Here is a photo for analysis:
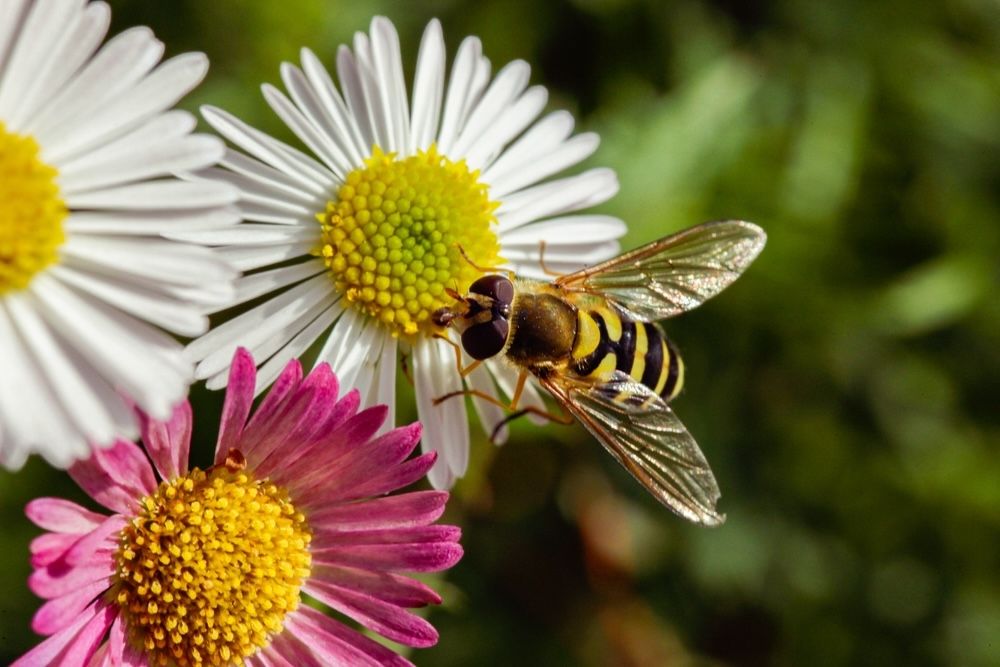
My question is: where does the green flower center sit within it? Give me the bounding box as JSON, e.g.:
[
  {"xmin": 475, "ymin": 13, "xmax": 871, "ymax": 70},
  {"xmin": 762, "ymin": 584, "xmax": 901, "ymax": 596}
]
[
  {"xmin": 317, "ymin": 145, "xmax": 502, "ymax": 336},
  {"xmin": 0, "ymin": 121, "xmax": 66, "ymax": 295}
]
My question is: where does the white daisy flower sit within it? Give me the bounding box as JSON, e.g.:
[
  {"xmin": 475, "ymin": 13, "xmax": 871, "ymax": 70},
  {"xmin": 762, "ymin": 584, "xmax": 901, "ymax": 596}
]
[
  {"xmin": 0, "ymin": 0, "xmax": 237, "ymax": 470},
  {"xmin": 185, "ymin": 16, "xmax": 625, "ymax": 488}
]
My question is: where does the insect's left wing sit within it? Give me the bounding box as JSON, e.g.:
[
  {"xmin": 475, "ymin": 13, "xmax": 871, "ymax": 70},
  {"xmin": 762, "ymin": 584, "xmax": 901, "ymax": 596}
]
[
  {"xmin": 541, "ymin": 372, "xmax": 725, "ymax": 525},
  {"xmin": 555, "ymin": 220, "xmax": 766, "ymax": 321}
]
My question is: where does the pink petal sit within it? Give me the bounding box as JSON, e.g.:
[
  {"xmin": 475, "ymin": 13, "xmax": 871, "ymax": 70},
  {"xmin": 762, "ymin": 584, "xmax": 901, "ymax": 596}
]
[
  {"xmin": 283, "ymin": 606, "xmax": 413, "ymax": 666},
  {"xmin": 89, "ymin": 641, "xmax": 113, "ymax": 667},
  {"xmin": 241, "ymin": 365, "xmax": 335, "ymax": 468},
  {"xmin": 276, "ymin": 406, "xmax": 392, "ymax": 496},
  {"xmin": 307, "ymin": 490, "xmax": 449, "ymax": 532},
  {"xmin": 215, "ymin": 348, "xmax": 258, "ymax": 464},
  {"xmin": 109, "ymin": 615, "xmax": 144, "ymax": 667},
  {"xmin": 287, "ymin": 422, "xmax": 420, "ymax": 506},
  {"xmin": 138, "ymin": 400, "xmax": 192, "ymax": 480},
  {"xmin": 312, "ymin": 525, "xmax": 461, "ymax": 549},
  {"xmin": 64, "ymin": 515, "xmax": 125, "ymax": 566},
  {"xmin": 322, "ymin": 452, "xmax": 438, "ymax": 504},
  {"xmin": 69, "ymin": 439, "xmax": 154, "ymax": 514},
  {"xmin": 25, "ymin": 498, "xmax": 107, "ymax": 534},
  {"xmin": 305, "ymin": 580, "xmax": 439, "ymax": 647},
  {"xmin": 311, "ymin": 564, "xmax": 442, "ymax": 606},
  {"xmin": 312, "ymin": 541, "xmax": 464, "ymax": 573},
  {"xmin": 30, "ymin": 533, "xmax": 81, "ymax": 568},
  {"xmin": 12, "ymin": 600, "xmax": 115, "ymax": 667},
  {"xmin": 251, "ymin": 367, "xmax": 341, "ymax": 476},
  {"xmin": 32, "ymin": 577, "xmax": 109, "ymax": 635},
  {"xmin": 242, "ymin": 358, "xmax": 302, "ymax": 445},
  {"xmin": 29, "ymin": 557, "xmax": 113, "ymax": 599}
]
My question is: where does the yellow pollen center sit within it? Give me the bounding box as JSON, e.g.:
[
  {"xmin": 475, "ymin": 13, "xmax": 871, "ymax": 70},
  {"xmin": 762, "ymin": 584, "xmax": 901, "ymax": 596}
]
[
  {"xmin": 113, "ymin": 463, "xmax": 312, "ymax": 666},
  {"xmin": 0, "ymin": 121, "xmax": 66, "ymax": 295},
  {"xmin": 317, "ymin": 145, "xmax": 502, "ymax": 336}
]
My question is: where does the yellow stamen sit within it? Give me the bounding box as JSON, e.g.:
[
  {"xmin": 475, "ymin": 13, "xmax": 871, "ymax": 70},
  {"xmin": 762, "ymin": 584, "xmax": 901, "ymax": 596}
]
[
  {"xmin": 0, "ymin": 121, "xmax": 66, "ymax": 294},
  {"xmin": 316, "ymin": 145, "xmax": 502, "ymax": 337},
  {"xmin": 113, "ymin": 461, "xmax": 312, "ymax": 666}
]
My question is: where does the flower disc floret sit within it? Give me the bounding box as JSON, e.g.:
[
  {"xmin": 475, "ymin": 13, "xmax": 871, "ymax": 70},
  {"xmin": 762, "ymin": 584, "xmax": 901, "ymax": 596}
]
[
  {"xmin": 114, "ymin": 461, "xmax": 312, "ymax": 666},
  {"xmin": 318, "ymin": 145, "xmax": 501, "ymax": 336},
  {"xmin": 0, "ymin": 121, "xmax": 66, "ymax": 295}
]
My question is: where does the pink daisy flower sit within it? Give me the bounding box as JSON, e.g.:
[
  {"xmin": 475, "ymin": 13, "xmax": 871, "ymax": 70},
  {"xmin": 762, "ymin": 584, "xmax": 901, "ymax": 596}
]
[{"xmin": 15, "ymin": 348, "xmax": 462, "ymax": 667}]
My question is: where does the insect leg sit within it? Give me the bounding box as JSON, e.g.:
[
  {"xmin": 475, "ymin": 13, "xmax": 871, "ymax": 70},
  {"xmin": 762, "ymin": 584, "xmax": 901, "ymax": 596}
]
[
  {"xmin": 454, "ymin": 243, "xmax": 515, "ymax": 279},
  {"xmin": 399, "ymin": 352, "xmax": 414, "ymax": 386},
  {"xmin": 432, "ymin": 387, "xmax": 572, "ymax": 443},
  {"xmin": 432, "ymin": 333, "xmax": 481, "ymax": 377},
  {"xmin": 536, "ymin": 240, "xmax": 564, "ymax": 277}
]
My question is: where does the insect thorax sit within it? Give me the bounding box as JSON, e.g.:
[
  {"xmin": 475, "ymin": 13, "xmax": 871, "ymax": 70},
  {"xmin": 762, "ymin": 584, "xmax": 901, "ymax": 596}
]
[{"xmin": 505, "ymin": 291, "xmax": 577, "ymax": 366}]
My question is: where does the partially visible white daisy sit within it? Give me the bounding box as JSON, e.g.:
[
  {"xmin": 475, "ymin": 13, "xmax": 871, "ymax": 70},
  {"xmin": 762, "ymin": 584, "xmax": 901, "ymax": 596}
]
[
  {"xmin": 0, "ymin": 0, "xmax": 237, "ymax": 469},
  {"xmin": 184, "ymin": 16, "xmax": 625, "ymax": 487}
]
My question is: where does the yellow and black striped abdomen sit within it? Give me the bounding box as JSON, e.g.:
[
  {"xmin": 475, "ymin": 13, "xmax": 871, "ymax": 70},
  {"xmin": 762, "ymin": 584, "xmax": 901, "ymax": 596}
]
[{"xmin": 569, "ymin": 304, "xmax": 685, "ymax": 401}]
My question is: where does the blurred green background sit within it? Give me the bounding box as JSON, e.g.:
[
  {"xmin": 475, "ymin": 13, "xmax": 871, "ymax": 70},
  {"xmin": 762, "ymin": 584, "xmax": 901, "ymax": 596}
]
[{"xmin": 2, "ymin": 0, "xmax": 999, "ymax": 664}]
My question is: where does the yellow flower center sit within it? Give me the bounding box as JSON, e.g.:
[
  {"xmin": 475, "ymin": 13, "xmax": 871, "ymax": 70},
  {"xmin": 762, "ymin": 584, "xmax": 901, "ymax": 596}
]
[
  {"xmin": 0, "ymin": 121, "xmax": 66, "ymax": 295},
  {"xmin": 317, "ymin": 145, "xmax": 502, "ymax": 336},
  {"xmin": 113, "ymin": 458, "xmax": 312, "ymax": 666}
]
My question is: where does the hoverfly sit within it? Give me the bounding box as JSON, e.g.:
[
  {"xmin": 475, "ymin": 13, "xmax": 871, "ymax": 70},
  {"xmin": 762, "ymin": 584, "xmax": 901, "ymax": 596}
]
[{"xmin": 432, "ymin": 220, "xmax": 766, "ymax": 525}]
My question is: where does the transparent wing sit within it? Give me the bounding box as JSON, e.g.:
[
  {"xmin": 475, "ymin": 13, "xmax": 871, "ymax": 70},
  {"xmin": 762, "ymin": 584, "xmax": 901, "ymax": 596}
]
[
  {"xmin": 555, "ymin": 220, "xmax": 766, "ymax": 320},
  {"xmin": 541, "ymin": 371, "xmax": 724, "ymax": 525}
]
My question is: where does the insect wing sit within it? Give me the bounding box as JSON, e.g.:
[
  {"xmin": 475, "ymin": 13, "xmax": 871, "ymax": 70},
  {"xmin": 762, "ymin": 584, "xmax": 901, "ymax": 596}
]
[
  {"xmin": 555, "ymin": 220, "xmax": 766, "ymax": 320},
  {"xmin": 541, "ymin": 371, "xmax": 725, "ymax": 525}
]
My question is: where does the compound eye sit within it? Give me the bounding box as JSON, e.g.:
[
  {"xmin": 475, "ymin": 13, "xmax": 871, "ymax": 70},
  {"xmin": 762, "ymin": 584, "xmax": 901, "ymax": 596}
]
[
  {"xmin": 468, "ymin": 274, "xmax": 514, "ymax": 307},
  {"xmin": 461, "ymin": 318, "xmax": 510, "ymax": 360}
]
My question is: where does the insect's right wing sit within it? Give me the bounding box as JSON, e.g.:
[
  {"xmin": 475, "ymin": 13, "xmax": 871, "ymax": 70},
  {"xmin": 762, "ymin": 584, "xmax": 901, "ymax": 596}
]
[
  {"xmin": 540, "ymin": 371, "xmax": 725, "ymax": 525},
  {"xmin": 554, "ymin": 220, "xmax": 766, "ymax": 321}
]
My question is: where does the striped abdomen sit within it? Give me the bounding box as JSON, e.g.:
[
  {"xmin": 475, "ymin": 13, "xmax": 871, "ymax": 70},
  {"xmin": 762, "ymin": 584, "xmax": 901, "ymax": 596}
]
[{"xmin": 569, "ymin": 303, "xmax": 685, "ymax": 401}]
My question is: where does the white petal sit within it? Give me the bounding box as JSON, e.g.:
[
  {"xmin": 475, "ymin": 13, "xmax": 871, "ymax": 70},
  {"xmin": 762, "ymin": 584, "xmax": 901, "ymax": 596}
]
[
  {"xmin": 201, "ymin": 105, "xmax": 334, "ymax": 194},
  {"xmin": 451, "ymin": 59, "xmax": 531, "ymax": 158},
  {"xmin": 263, "ymin": 80, "xmax": 349, "ymax": 179},
  {"xmin": 488, "ymin": 132, "xmax": 600, "ymax": 199},
  {"xmin": 187, "ymin": 274, "xmax": 332, "ymax": 364},
  {"xmin": 62, "ymin": 234, "xmax": 237, "ymax": 287},
  {"xmin": 250, "ymin": 300, "xmax": 343, "ymax": 393},
  {"xmin": 0, "ymin": 0, "xmax": 31, "ymax": 86},
  {"xmin": 369, "ymin": 16, "xmax": 410, "ymax": 153},
  {"xmin": 337, "ymin": 43, "xmax": 376, "ymax": 151},
  {"xmin": 202, "ymin": 290, "xmax": 341, "ymax": 389},
  {"xmin": 44, "ymin": 52, "xmax": 210, "ymax": 165},
  {"xmin": 465, "ymin": 85, "xmax": 547, "ymax": 171},
  {"xmin": 4, "ymin": 291, "xmax": 125, "ymax": 450},
  {"xmin": 499, "ymin": 215, "xmax": 627, "ymax": 247},
  {"xmin": 413, "ymin": 336, "xmax": 470, "ymax": 488},
  {"xmin": 0, "ymin": 302, "xmax": 83, "ymax": 468},
  {"xmin": 60, "ymin": 134, "xmax": 223, "ymax": 195},
  {"xmin": 496, "ymin": 168, "xmax": 620, "ymax": 232},
  {"xmin": 230, "ymin": 260, "xmax": 326, "ymax": 308},
  {"xmin": 215, "ymin": 241, "xmax": 315, "ymax": 272},
  {"xmin": 220, "ymin": 147, "xmax": 325, "ymax": 203},
  {"xmin": 167, "ymin": 223, "xmax": 317, "ymax": 246},
  {"xmin": 49, "ymin": 264, "xmax": 209, "ymax": 337},
  {"xmin": 299, "ymin": 47, "xmax": 368, "ymax": 165},
  {"xmin": 29, "ymin": 274, "xmax": 190, "ymax": 421},
  {"xmin": 315, "ymin": 308, "xmax": 380, "ymax": 392},
  {"xmin": 277, "ymin": 63, "xmax": 355, "ymax": 176},
  {"xmin": 66, "ymin": 179, "xmax": 238, "ymax": 210},
  {"xmin": 6, "ymin": 0, "xmax": 110, "ymax": 130},
  {"xmin": 436, "ymin": 36, "xmax": 484, "ymax": 155},
  {"xmin": 30, "ymin": 26, "xmax": 164, "ymax": 149},
  {"xmin": 0, "ymin": 0, "xmax": 82, "ymax": 123},
  {"xmin": 408, "ymin": 19, "xmax": 445, "ymax": 153},
  {"xmin": 65, "ymin": 206, "xmax": 241, "ymax": 235},
  {"xmin": 192, "ymin": 166, "xmax": 320, "ymax": 218},
  {"xmin": 482, "ymin": 110, "xmax": 575, "ymax": 184}
]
